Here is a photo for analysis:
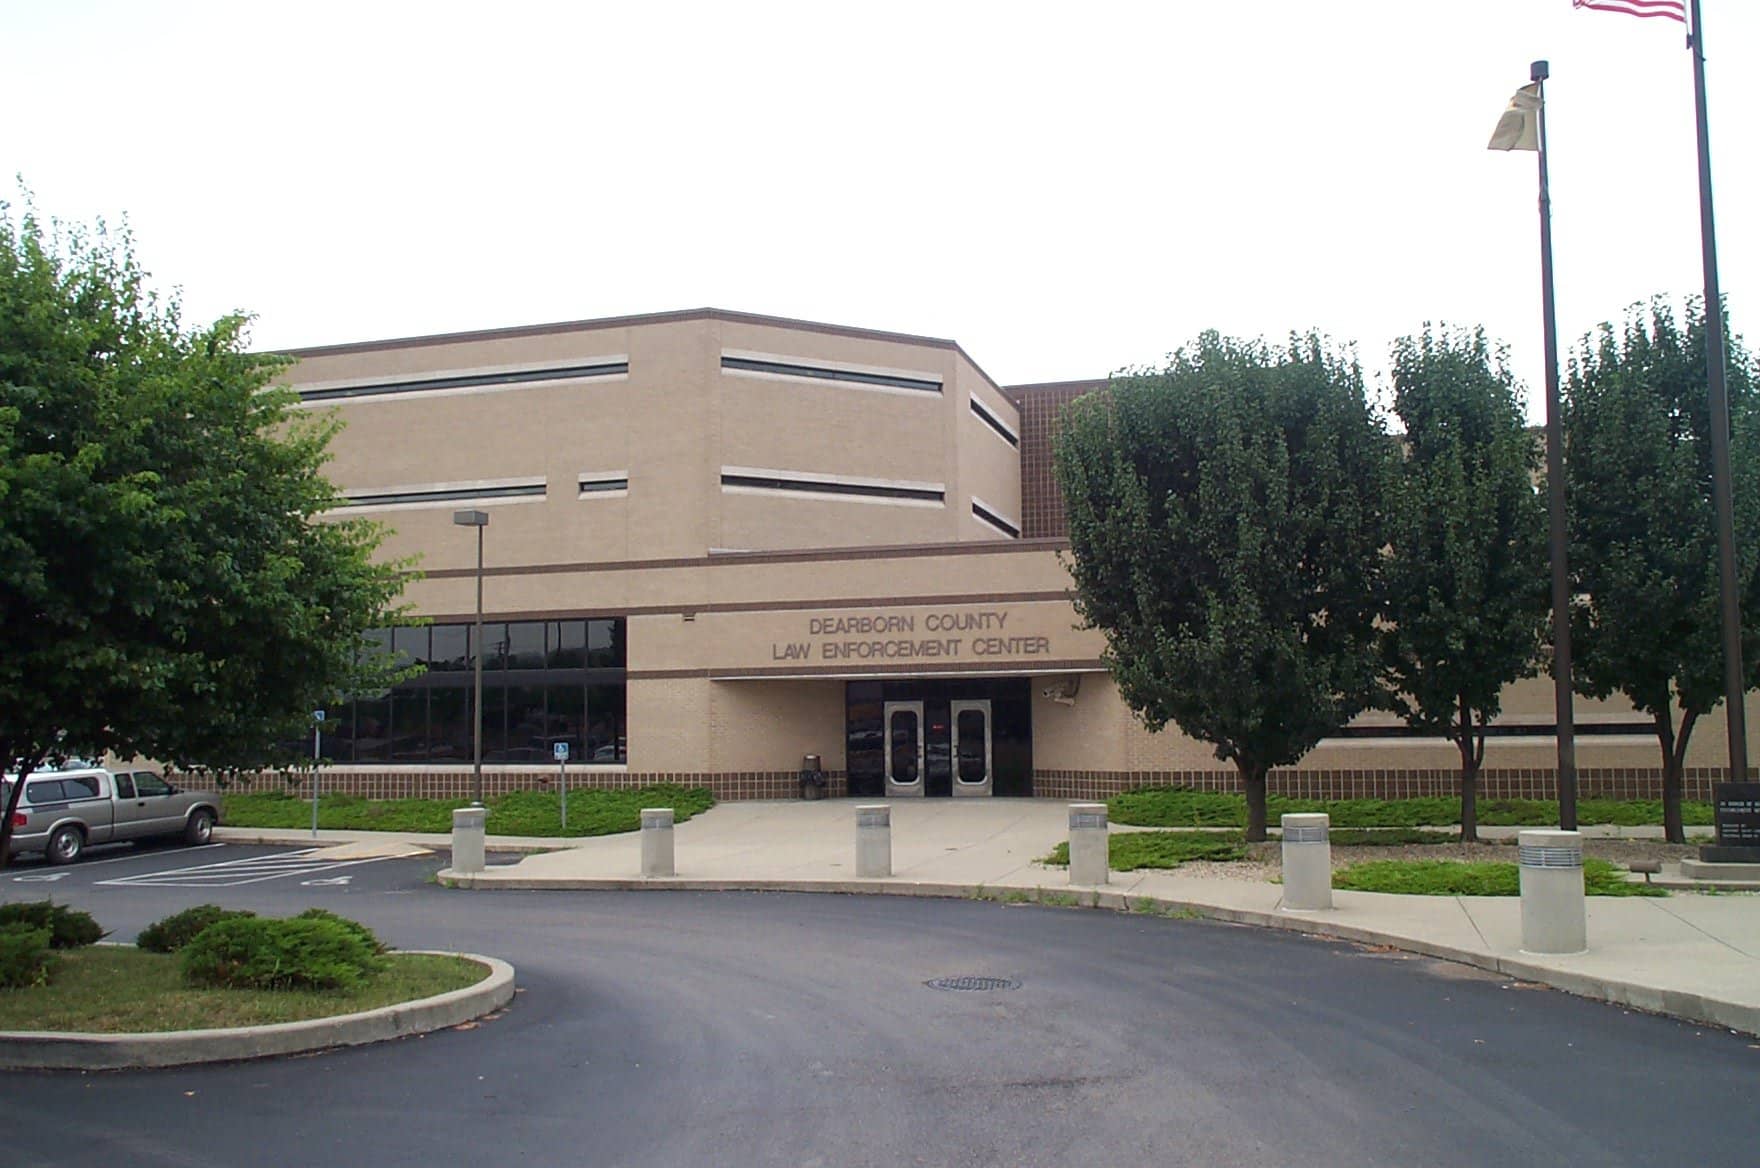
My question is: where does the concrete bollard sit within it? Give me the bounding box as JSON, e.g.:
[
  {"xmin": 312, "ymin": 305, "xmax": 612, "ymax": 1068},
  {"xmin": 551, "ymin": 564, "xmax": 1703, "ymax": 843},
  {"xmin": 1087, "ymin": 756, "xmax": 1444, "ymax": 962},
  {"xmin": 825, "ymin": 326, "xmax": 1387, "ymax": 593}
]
[
  {"xmin": 641, "ymin": 807, "xmax": 675, "ymax": 878},
  {"xmin": 1519, "ymin": 829, "xmax": 1587, "ymax": 954},
  {"xmin": 451, "ymin": 804, "xmax": 486, "ymax": 875},
  {"xmin": 1280, "ymin": 812, "xmax": 1333, "ymax": 911},
  {"xmin": 855, "ymin": 804, "xmax": 891, "ymax": 878},
  {"xmin": 1068, "ymin": 803, "xmax": 1109, "ymax": 886}
]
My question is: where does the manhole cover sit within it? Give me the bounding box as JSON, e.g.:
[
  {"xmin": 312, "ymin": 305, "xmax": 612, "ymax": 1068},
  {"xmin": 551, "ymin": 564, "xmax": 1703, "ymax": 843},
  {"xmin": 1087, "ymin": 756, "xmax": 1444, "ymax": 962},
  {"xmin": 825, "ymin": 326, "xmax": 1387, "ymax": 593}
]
[{"xmin": 925, "ymin": 975, "xmax": 1020, "ymax": 992}]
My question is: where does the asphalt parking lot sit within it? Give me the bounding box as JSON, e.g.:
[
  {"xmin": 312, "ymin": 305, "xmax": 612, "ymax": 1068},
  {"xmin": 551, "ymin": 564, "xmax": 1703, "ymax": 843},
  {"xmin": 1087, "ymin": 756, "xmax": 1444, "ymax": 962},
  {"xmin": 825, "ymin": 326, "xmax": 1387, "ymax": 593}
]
[{"xmin": 3, "ymin": 845, "xmax": 1759, "ymax": 1168}]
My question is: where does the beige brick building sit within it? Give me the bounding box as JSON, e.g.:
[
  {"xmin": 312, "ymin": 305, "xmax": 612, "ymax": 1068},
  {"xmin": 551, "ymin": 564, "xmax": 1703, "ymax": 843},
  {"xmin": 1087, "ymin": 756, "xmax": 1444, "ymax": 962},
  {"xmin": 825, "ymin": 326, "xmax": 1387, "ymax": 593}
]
[{"xmin": 283, "ymin": 308, "xmax": 1749, "ymax": 803}]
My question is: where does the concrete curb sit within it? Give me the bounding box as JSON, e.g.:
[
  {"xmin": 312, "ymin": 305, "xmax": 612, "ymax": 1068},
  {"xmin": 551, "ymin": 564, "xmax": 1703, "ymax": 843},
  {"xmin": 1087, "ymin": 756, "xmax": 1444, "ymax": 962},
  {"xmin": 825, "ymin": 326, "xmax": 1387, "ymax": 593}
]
[
  {"xmin": 0, "ymin": 952, "xmax": 515, "ymax": 1071},
  {"xmin": 213, "ymin": 827, "xmax": 564, "ymax": 854},
  {"xmin": 437, "ymin": 869, "xmax": 1760, "ymax": 1038}
]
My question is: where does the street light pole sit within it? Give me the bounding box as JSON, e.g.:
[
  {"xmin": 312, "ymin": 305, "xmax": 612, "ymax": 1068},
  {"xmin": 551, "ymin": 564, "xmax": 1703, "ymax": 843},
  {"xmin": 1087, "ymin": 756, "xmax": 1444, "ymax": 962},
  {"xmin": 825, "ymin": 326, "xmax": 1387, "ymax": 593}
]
[
  {"xmin": 1531, "ymin": 59, "xmax": 1578, "ymax": 832},
  {"xmin": 453, "ymin": 509, "xmax": 490, "ymax": 807}
]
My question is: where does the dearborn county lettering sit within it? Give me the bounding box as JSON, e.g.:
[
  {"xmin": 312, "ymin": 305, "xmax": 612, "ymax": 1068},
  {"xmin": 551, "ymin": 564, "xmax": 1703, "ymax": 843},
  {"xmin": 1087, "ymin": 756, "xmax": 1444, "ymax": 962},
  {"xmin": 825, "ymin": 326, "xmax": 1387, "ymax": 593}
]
[{"xmin": 770, "ymin": 610, "xmax": 1052, "ymax": 661}]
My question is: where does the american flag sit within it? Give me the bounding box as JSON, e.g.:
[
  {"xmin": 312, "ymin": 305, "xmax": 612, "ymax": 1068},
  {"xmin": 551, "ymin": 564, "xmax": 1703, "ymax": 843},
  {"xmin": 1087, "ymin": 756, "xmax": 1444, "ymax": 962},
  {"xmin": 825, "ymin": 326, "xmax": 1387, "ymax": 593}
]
[{"xmin": 1571, "ymin": 0, "xmax": 1687, "ymax": 22}]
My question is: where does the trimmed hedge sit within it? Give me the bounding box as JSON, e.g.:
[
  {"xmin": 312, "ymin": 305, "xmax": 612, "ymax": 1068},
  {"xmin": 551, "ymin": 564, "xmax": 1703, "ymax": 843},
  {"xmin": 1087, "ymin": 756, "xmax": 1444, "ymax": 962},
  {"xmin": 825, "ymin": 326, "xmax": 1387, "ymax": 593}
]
[
  {"xmin": 137, "ymin": 905, "xmax": 258, "ymax": 954},
  {"xmin": 0, "ymin": 901, "xmax": 105, "ymax": 949},
  {"xmin": 180, "ymin": 916, "xmax": 388, "ymax": 991},
  {"xmin": 0, "ymin": 923, "xmax": 57, "ymax": 989}
]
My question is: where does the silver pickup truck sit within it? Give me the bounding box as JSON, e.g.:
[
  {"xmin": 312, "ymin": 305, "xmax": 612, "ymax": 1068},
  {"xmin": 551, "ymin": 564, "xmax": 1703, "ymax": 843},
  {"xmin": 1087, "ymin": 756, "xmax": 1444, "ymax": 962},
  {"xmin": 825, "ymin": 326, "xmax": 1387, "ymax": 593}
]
[{"xmin": 3, "ymin": 767, "xmax": 221, "ymax": 864}]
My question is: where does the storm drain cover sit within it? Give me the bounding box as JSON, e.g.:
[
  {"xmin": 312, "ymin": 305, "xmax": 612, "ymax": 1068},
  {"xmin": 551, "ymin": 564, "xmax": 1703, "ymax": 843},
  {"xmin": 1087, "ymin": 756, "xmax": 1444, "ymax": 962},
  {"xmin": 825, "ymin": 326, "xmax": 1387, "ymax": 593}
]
[{"xmin": 925, "ymin": 975, "xmax": 1020, "ymax": 992}]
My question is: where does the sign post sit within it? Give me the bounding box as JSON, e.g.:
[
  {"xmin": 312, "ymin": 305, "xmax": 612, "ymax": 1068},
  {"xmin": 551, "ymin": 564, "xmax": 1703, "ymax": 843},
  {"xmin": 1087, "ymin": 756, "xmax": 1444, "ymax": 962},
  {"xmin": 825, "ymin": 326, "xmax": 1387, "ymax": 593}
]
[
  {"xmin": 554, "ymin": 740, "xmax": 570, "ymax": 831},
  {"xmin": 311, "ymin": 710, "xmax": 326, "ymax": 839}
]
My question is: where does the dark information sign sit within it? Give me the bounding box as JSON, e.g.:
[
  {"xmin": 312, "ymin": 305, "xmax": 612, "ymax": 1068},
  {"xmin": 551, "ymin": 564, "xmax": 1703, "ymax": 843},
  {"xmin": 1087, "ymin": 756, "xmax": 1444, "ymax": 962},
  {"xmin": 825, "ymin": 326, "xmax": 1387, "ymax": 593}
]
[{"xmin": 1713, "ymin": 782, "xmax": 1760, "ymax": 847}]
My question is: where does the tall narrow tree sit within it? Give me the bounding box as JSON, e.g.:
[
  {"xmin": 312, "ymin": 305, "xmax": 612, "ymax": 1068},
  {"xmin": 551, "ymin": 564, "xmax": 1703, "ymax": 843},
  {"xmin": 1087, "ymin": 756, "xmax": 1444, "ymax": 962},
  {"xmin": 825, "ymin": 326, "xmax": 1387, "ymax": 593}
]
[
  {"xmin": 1056, "ymin": 332, "xmax": 1390, "ymax": 841},
  {"xmin": 1564, "ymin": 298, "xmax": 1760, "ymax": 842},
  {"xmin": 1380, "ymin": 327, "xmax": 1547, "ymax": 841}
]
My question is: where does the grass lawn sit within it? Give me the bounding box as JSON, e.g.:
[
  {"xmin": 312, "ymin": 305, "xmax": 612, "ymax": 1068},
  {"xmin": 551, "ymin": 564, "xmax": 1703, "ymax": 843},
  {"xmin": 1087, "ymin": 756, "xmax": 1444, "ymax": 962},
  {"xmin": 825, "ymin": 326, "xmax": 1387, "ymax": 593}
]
[
  {"xmin": 1109, "ymin": 787, "xmax": 1713, "ymax": 830},
  {"xmin": 222, "ymin": 784, "xmax": 715, "ymax": 837},
  {"xmin": 1331, "ymin": 857, "xmax": 1666, "ymax": 897},
  {"xmin": 1043, "ymin": 830, "xmax": 1247, "ymax": 871},
  {"xmin": 0, "ymin": 947, "xmax": 486, "ymax": 1033}
]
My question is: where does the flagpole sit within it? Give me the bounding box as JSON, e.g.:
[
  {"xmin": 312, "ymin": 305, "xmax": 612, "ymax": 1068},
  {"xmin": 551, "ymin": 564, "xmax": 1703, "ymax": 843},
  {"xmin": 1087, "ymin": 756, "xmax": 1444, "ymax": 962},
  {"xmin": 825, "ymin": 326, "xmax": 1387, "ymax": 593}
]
[
  {"xmin": 1533, "ymin": 59, "xmax": 1579, "ymax": 832},
  {"xmin": 1687, "ymin": 0, "xmax": 1749, "ymax": 800}
]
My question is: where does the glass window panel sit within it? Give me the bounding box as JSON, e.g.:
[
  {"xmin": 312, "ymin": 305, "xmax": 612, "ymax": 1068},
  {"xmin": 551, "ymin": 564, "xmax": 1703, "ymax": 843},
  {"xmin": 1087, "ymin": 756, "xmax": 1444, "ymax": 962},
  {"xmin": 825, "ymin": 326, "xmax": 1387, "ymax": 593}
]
[
  {"xmin": 957, "ymin": 709, "xmax": 989, "ymax": 783},
  {"xmin": 586, "ymin": 683, "xmax": 626, "ymax": 763},
  {"xmin": 391, "ymin": 687, "xmax": 429, "ymax": 762},
  {"xmin": 480, "ymin": 687, "xmax": 510, "ymax": 761},
  {"xmin": 889, "ymin": 710, "xmax": 920, "ymax": 784},
  {"xmin": 588, "ymin": 619, "xmax": 624, "ymax": 668},
  {"xmin": 63, "ymin": 774, "xmax": 102, "ymax": 799},
  {"xmin": 506, "ymin": 622, "xmax": 546, "ymax": 670},
  {"xmin": 504, "ymin": 686, "xmax": 550, "ymax": 762},
  {"xmin": 547, "ymin": 621, "xmax": 587, "ymax": 668},
  {"xmin": 114, "ymin": 774, "xmax": 136, "ymax": 799},
  {"xmin": 429, "ymin": 687, "xmax": 473, "ymax": 762},
  {"xmin": 430, "ymin": 624, "xmax": 469, "ymax": 672},
  {"xmin": 470, "ymin": 622, "xmax": 509, "ymax": 672},
  {"xmin": 354, "ymin": 695, "xmax": 392, "ymax": 762},
  {"xmin": 546, "ymin": 684, "xmax": 586, "ymax": 759},
  {"xmin": 393, "ymin": 626, "xmax": 429, "ymax": 670},
  {"xmin": 24, "ymin": 780, "xmax": 65, "ymax": 804}
]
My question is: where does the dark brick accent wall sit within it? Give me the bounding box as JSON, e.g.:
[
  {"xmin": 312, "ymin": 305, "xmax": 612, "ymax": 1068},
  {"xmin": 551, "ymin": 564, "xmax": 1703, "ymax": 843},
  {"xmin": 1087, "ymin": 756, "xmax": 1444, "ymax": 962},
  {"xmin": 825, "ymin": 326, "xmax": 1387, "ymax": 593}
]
[
  {"xmin": 233, "ymin": 770, "xmax": 848, "ymax": 802},
  {"xmin": 1033, "ymin": 768, "xmax": 1730, "ymax": 803},
  {"xmin": 1007, "ymin": 380, "xmax": 1105, "ymax": 539}
]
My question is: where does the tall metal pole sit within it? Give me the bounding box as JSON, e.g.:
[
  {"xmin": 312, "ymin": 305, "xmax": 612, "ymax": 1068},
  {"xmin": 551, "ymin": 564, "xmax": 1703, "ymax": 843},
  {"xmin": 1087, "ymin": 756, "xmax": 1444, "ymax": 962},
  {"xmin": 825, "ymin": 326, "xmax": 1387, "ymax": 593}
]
[
  {"xmin": 1534, "ymin": 59, "xmax": 1579, "ymax": 831},
  {"xmin": 1688, "ymin": 0, "xmax": 1748, "ymax": 793},
  {"xmin": 473, "ymin": 523, "xmax": 485, "ymax": 807}
]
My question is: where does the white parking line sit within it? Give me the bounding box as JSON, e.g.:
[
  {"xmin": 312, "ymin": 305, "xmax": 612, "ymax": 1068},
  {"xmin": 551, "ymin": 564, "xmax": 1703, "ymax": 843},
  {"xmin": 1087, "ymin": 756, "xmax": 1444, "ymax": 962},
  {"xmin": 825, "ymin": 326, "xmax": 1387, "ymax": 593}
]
[{"xmin": 96, "ymin": 848, "xmax": 397, "ymax": 888}]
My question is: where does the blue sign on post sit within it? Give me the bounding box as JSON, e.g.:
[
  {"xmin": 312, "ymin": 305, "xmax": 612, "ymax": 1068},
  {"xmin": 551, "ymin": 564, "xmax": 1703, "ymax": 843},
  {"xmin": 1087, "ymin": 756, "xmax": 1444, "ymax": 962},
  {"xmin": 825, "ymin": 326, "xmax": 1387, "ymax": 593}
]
[
  {"xmin": 555, "ymin": 741, "xmax": 570, "ymax": 830},
  {"xmin": 552, "ymin": 741, "xmax": 569, "ymax": 762}
]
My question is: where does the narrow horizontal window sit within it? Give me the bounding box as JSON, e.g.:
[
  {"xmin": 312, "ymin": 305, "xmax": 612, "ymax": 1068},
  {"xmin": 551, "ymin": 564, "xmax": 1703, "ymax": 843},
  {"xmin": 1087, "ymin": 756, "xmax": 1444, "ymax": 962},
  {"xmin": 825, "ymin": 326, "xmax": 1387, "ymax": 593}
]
[
  {"xmin": 1328, "ymin": 720, "xmax": 1654, "ymax": 741},
  {"xmin": 578, "ymin": 474, "xmax": 629, "ymax": 495},
  {"xmin": 971, "ymin": 499, "xmax": 1020, "ymax": 538},
  {"xmin": 720, "ymin": 355, "xmax": 941, "ymax": 394},
  {"xmin": 342, "ymin": 482, "xmax": 546, "ymax": 508},
  {"xmin": 721, "ymin": 472, "xmax": 944, "ymax": 503},
  {"xmin": 300, "ymin": 360, "xmax": 629, "ymax": 403},
  {"xmin": 969, "ymin": 397, "xmax": 1019, "ymax": 447}
]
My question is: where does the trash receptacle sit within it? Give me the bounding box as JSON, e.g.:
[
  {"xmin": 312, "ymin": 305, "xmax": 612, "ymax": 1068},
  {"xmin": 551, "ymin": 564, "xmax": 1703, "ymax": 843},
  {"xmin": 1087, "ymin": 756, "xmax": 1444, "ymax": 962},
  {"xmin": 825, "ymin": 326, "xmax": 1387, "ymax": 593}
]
[{"xmin": 799, "ymin": 753, "xmax": 827, "ymax": 800}]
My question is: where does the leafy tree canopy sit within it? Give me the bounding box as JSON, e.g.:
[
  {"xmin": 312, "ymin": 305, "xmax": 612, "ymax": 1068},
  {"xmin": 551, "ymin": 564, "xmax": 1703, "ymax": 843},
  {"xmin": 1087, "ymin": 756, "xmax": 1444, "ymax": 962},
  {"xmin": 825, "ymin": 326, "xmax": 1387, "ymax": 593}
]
[
  {"xmin": 1564, "ymin": 297, "xmax": 1760, "ymax": 840},
  {"xmin": 1055, "ymin": 331, "xmax": 1391, "ymax": 839},
  {"xmin": 1379, "ymin": 326, "xmax": 1547, "ymax": 837},
  {"xmin": 0, "ymin": 192, "xmax": 409, "ymax": 860}
]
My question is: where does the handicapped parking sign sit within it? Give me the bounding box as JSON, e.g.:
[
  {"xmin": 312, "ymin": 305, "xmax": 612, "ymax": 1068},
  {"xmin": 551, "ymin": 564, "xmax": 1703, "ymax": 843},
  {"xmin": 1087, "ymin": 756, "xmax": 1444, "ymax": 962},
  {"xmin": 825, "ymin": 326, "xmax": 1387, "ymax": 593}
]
[{"xmin": 553, "ymin": 741, "xmax": 570, "ymax": 762}]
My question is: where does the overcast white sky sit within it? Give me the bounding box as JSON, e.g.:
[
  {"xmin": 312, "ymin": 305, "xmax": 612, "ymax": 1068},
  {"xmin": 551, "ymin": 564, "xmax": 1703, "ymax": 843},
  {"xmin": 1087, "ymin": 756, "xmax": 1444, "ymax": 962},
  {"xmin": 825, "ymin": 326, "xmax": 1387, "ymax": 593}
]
[{"xmin": 3, "ymin": 1, "xmax": 1753, "ymax": 415}]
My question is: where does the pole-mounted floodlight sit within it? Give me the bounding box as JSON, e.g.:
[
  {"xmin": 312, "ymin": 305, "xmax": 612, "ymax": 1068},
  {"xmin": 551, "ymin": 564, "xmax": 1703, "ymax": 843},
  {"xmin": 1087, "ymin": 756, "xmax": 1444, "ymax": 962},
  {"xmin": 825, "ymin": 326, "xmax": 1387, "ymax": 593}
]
[{"xmin": 453, "ymin": 509, "xmax": 490, "ymax": 806}]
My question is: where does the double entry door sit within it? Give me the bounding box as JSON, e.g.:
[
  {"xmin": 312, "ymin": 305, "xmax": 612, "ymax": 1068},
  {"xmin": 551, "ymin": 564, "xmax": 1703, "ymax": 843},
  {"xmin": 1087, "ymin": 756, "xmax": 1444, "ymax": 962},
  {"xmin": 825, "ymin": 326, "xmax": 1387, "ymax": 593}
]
[{"xmin": 883, "ymin": 699, "xmax": 993, "ymax": 797}]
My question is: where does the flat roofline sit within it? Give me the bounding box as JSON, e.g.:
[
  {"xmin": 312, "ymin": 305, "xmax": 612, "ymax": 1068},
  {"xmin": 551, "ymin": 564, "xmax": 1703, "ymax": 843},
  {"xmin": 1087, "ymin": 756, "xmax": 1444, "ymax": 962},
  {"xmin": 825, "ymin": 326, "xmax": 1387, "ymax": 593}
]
[
  {"xmin": 278, "ymin": 307, "xmax": 1016, "ymax": 395},
  {"xmin": 1003, "ymin": 378, "xmax": 1109, "ymax": 399}
]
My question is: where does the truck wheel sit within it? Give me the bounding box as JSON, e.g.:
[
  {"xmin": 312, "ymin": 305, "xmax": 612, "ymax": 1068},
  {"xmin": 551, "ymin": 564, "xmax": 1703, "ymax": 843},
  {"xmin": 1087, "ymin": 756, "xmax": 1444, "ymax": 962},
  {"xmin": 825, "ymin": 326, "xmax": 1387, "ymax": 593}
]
[
  {"xmin": 48, "ymin": 825, "xmax": 84, "ymax": 865},
  {"xmin": 184, "ymin": 809, "xmax": 216, "ymax": 845}
]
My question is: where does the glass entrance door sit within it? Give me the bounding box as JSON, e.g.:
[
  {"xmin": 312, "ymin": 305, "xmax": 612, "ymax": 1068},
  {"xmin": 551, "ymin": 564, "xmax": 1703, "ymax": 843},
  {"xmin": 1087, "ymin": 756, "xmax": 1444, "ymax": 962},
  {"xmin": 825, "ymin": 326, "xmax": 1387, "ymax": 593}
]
[
  {"xmin": 950, "ymin": 699, "xmax": 993, "ymax": 797},
  {"xmin": 883, "ymin": 701, "xmax": 925, "ymax": 798}
]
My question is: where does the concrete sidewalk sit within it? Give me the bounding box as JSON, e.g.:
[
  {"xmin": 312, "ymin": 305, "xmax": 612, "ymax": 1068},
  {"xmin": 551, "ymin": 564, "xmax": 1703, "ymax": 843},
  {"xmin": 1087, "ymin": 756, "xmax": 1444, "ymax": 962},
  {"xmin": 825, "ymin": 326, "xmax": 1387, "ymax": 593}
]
[{"xmin": 424, "ymin": 798, "xmax": 1760, "ymax": 1038}]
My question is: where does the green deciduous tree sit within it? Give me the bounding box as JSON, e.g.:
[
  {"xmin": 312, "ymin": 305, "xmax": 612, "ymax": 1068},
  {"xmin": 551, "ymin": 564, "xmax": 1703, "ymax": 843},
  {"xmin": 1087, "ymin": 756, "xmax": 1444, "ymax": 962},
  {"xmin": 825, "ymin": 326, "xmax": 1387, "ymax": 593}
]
[
  {"xmin": 1380, "ymin": 327, "xmax": 1547, "ymax": 842},
  {"xmin": 1056, "ymin": 332, "xmax": 1391, "ymax": 841},
  {"xmin": 1564, "ymin": 297, "xmax": 1760, "ymax": 843},
  {"xmin": 0, "ymin": 193, "xmax": 409, "ymax": 867}
]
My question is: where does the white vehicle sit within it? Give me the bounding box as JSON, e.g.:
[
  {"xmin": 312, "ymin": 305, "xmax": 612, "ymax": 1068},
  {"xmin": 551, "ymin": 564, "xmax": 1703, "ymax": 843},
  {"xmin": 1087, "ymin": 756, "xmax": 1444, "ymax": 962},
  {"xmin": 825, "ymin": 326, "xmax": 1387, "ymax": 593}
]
[{"xmin": 3, "ymin": 766, "xmax": 221, "ymax": 864}]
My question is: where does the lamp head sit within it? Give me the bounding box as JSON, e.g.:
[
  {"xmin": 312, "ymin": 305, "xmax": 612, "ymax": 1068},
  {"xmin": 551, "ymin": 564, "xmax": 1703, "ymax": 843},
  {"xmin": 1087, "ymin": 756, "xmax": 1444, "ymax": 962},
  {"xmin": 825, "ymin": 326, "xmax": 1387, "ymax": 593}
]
[{"xmin": 452, "ymin": 509, "xmax": 490, "ymax": 527}]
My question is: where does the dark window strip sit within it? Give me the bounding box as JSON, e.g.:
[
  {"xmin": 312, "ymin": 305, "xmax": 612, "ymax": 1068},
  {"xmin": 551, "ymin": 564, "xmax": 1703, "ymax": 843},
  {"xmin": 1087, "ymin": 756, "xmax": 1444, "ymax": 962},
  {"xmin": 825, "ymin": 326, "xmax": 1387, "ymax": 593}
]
[
  {"xmin": 969, "ymin": 398, "xmax": 1019, "ymax": 447},
  {"xmin": 971, "ymin": 501, "xmax": 1020, "ymax": 538},
  {"xmin": 1329, "ymin": 721, "xmax": 1655, "ymax": 741},
  {"xmin": 300, "ymin": 361, "xmax": 629, "ymax": 402},
  {"xmin": 579, "ymin": 478, "xmax": 629, "ymax": 494},
  {"xmin": 344, "ymin": 483, "xmax": 545, "ymax": 508},
  {"xmin": 721, "ymin": 356, "xmax": 941, "ymax": 393},
  {"xmin": 721, "ymin": 473, "xmax": 944, "ymax": 503}
]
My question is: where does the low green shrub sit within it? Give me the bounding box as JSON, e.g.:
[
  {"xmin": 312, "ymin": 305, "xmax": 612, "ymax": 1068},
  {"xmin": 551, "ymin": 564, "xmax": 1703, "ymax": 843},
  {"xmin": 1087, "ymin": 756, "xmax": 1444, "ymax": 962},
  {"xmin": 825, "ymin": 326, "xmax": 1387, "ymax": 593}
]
[
  {"xmin": 295, "ymin": 908, "xmax": 387, "ymax": 954},
  {"xmin": 1332, "ymin": 857, "xmax": 1666, "ymax": 897},
  {"xmin": 0, "ymin": 901, "xmax": 105, "ymax": 949},
  {"xmin": 0, "ymin": 923, "xmax": 57, "ymax": 989},
  {"xmin": 180, "ymin": 916, "xmax": 389, "ymax": 991},
  {"xmin": 136, "ymin": 905, "xmax": 258, "ymax": 954}
]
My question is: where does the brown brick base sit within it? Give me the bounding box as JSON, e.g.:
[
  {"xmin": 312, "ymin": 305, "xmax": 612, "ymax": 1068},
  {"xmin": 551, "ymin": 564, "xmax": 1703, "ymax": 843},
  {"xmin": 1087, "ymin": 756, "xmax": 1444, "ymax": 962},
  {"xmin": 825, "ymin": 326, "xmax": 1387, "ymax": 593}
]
[
  {"xmin": 230, "ymin": 766, "xmax": 1739, "ymax": 805},
  {"xmin": 235, "ymin": 770, "xmax": 849, "ymax": 802},
  {"xmin": 1032, "ymin": 768, "xmax": 1735, "ymax": 802}
]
